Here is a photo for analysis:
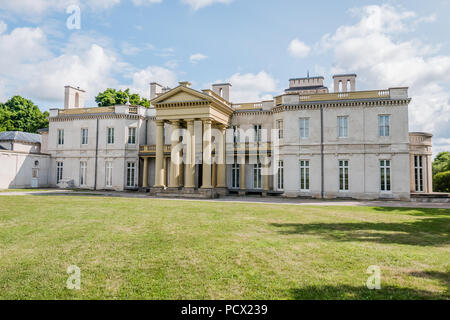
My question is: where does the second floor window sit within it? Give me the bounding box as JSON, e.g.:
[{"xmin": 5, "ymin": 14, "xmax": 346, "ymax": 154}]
[
  {"xmin": 107, "ymin": 128, "xmax": 114, "ymax": 144},
  {"xmin": 338, "ymin": 116, "xmax": 348, "ymax": 138},
  {"xmin": 276, "ymin": 120, "xmax": 284, "ymax": 139},
  {"xmin": 379, "ymin": 115, "xmax": 390, "ymax": 137},
  {"xmin": 299, "ymin": 118, "xmax": 309, "ymax": 139},
  {"xmin": 128, "ymin": 127, "xmax": 136, "ymax": 144},
  {"xmin": 254, "ymin": 124, "xmax": 262, "ymax": 142},
  {"xmin": 57, "ymin": 129, "xmax": 64, "ymax": 145},
  {"xmin": 81, "ymin": 128, "xmax": 88, "ymax": 145}
]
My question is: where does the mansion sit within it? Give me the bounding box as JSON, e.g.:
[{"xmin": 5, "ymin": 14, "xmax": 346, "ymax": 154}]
[{"xmin": 0, "ymin": 74, "xmax": 434, "ymax": 200}]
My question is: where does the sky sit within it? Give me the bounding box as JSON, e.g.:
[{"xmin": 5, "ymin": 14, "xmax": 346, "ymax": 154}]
[{"xmin": 0, "ymin": 0, "xmax": 449, "ymax": 155}]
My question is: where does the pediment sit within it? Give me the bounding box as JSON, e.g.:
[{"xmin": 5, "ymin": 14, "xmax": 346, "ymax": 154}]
[{"xmin": 151, "ymin": 86, "xmax": 209, "ymax": 105}]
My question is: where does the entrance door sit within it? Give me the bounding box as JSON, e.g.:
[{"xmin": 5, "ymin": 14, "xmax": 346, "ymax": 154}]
[{"xmin": 31, "ymin": 168, "xmax": 39, "ymax": 188}]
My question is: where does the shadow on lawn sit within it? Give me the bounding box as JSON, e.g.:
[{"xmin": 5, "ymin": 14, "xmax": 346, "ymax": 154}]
[{"xmin": 271, "ymin": 216, "xmax": 450, "ymax": 246}]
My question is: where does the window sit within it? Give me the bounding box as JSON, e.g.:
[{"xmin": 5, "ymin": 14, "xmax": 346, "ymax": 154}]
[
  {"xmin": 105, "ymin": 161, "xmax": 113, "ymax": 187},
  {"xmin": 299, "ymin": 118, "xmax": 309, "ymax": 139},
  {"xmin": 231, "ymin": 164, "xmax": 240, "ymax": 189},
  {"xmin": 232, "ymin": 126, "xmax": 240, "ymax": 143},
  {"xmin": 57, "ymin": 129, "xmax": 64, "ymax": 145},
  {"xmin": 107, "ymin": 128, "xmax": 114, "ymax": 144},
  {"xmin": 79, "ymin": 161, "xmax": 87, "ymax": 186},
  {"xmin": 277, "ymin": 160, "xmax": 284, "ymax": 190},
  {"xmin": 56, "ymin": 162, "xmax": 63, "ymax": 183},
  {"xmin": 379, "ymin": 115, "xmax": 390, "ymax": 137},
  {"xmin": 254, "ymin": 125, "xmax": 262, "ymax": 142},
  {"xmin": 339, "ymin": 160, "xmax": 349, "ymax": 191},
  {"xmin": 128, "ymin": 127, "xmax": 136, "ymax": 144},
  {"xmin": 127, "ymin": 162, "xmax": 136, "ymax": 187},
  {"xmin": 300, "ymin": 160, "xmax": 310, "ymax": 191},
  {"xmin": 338, "ymin": 116, "xmax": 348, "ymax": 138},
  {"xmin": 414, "ymin": 156, "xmax": 424, "ymax": 192},
  {"xmin": 276, "ymin": 120, "xmax": 284, "ymax": 139},
  {"xmin": 380, "ymin": 160, "xmax": 391, "ymax": 192},
  {"xmin": 253, "ymin": 163, "xmax": 262, "ymax": 189},
  {"xmin": 81, "ymin": 128, "xmax": 88, "ymax": 145}
]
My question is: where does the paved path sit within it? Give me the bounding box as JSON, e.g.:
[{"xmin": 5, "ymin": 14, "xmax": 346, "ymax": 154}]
[{"xmin": 1, "ymin": 189, "xmax": 449, "ymax": 209}]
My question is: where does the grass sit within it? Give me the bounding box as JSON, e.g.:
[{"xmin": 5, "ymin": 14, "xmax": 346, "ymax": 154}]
[
  {"xmin": 0, "ymin": 189, "xmax": 54, "ymax": 193},
  {"xmin": 0, "ymin": 195, "xmax": 448, "ymax": 300}
]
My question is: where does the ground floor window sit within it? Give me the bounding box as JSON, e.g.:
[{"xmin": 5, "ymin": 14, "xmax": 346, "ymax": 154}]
[
  {"xmin": 253, "ymin": 163, "xmax": 262, "ymax": 189},
  {"xmin": 300, "ymin": 160, "xmax": 310, "ymax": 191},
  {"xmin": 79, "ymin": 161, "xmax": 87, "ymax": 186},
  {"xmin": 231, "ymin": 164, "xmax": 240, "ymax": 189},
  {"xmin": 414, "ymin": 156, "xmax": 424, "ymax": 192},
  {"xmin": 277, "ymin": 160, "xmax": 284, "ymax": 190},
  {"xmin": 56, "ymin": 161, "xmax": 63, "ymax": 183},
  {"xmin": 105, "ymin": 161, "xmax": 113, "ymax": 187},
  {"xmin": 339, "ymin": 160, "xmax": 349, "ymax": 191},
  {"xmin": 127, "ymin": 162, "xmax": 136, "ymax": 188},
  {"xmin": 380, "ymin": 160, "xmax": 391, "ymax": 192}
]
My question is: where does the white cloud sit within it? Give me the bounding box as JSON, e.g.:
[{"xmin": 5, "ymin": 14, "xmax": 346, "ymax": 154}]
[
  {"xmin": 317, "ymin": 4, "xmax": 450, "ymax": 156},
  {"xmin": 181, "ymin": 0, "xmax": 232, "ymax": 11},
  {"xmin": 189, "ymin": 53, "xmax": 208, "ymax": 63},
  {"xmin": 288, "ymin": 39, "xmax": 311, "ymax": 58},
  {"xmin": 125, "ymin": 66, "xmax": 178, "ymax": 98},
  {"xmin": 132, "ymin": 0, "xmax": 162, "ymax": 5},
  {"xmin": 0, "ymin": 21, "xmax": 7, "ymax": 34},
  {"xmin": 226, "ymin": 71, "xmax": 277, "ymax": 102}
]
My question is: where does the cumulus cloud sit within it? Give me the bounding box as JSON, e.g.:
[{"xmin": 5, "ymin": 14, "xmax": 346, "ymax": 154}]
[
  {"xmin": 225, "ymin": 71, "xmax": 277, "ymax": 102},
  {"xmin": 189, "ymin": 53, "xmax": 208, "ymax": 63},
  {"xmin": 317, "ymin": 4, "xmax": 450, "ymax": 156},
  {"xmin": 288, "ymin": 39, "xmax": 311, "ymax": 58},
  {"xmin": 181, "ymin": 0, "xmax": 232, "ymax": 11},
  {"xmin": 0, "ymin": 21, "xmax": 7, "ymax": 34},
  {"xmin": 125, "ymin": 66, "xmax": 178, "ymax": 98}
]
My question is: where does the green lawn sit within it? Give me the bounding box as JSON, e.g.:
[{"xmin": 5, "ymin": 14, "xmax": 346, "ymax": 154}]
[
  {"xmin": 0, "ymin": 195, "xmax": 448, "ymax": 300},
  {"xmin": 0, "ymin": 189, "xmax": 54, "ymax": 193}
]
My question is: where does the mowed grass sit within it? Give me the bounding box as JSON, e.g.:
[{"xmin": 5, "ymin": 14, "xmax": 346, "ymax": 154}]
[{"xmin": 0, "ymin": 195, "xmax": 448, "ymax": 300}]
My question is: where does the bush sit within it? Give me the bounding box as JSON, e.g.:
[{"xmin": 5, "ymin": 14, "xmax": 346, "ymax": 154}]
[{"xmin": 433, "ymin": 171, "xmax": 450, "ymax": 193}]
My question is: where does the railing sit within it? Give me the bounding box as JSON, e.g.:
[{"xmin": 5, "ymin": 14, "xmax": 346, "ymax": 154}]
[
  {"xmin": 232, "ymin": 102, "xmax": 263, "ymax": 110},
  {"xmin": 230, "ymin": 142, "xmax": 272, "ymax": 153},
  {"xmin": 139, "ymin": 145, "xmax": 171, "ymax": 154},
  {"xmin": 58, "ymin": 106, "xmax": 115, "ymax": 115},
  {"xmin": 128, "ymin": 106, "xmax": 138, "ymax": 114},
  {"xmin": 276, "ymin": 90, "xmax": 392, "ymax": 105}
]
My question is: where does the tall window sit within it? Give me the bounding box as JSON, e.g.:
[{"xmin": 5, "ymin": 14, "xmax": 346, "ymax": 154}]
[
  {"xmin": 56, "ymin": 161, "xmax": 63, "ymax": 183},
  {"xmin": 339, "ymin": 160, "xmax": 349, "ymax": 191},
  {"xmin": 107, "ymin": 127, "xmax": 115, "ymax": 144},
  {"xmin": 338, "ymin": 116, "xmax": 348, "ymax": 138},
  {"xmin": 127, "ymin": 162, "xmax": 136, "ymax": 187},
  {"xmin": 414, "ymin": 156, "xmax": 424, "ymax": 192},
  {"xmin": 299, "ymin": 118, "xmax": 309, "ymax": 139},
  {"xmin": 253, "ymin": 163, "xmax": 262, "ymax": 189},
  {"xmin": 300, "ymin": 160, "xmax": 310, "ymax": 191},
  {"xmin": 379, "ymin": 115, "xmax": 390, "ymax": 137},
  {"xmin": 231, "ymin": 164, "xmax": 240, "ymax": 189},
  {"xmin": 277, "ymin": 160, "xmax": 284, "ymax": 190},
  {"xmin": 57, "ymin": 129, "xmax": 64, "ymax": 145},
  {"xmin": 254, "ymin": 124, "xmax": 262, "ymax": 142},
  {"xmin": 232, "ymin": 126, "xmax": 240, "ymax": 143},
  {"xmin": 79, "ymin": 161, "xmax": 87, "ymax": 186},
  {"xmin": 128, "ymin": 127, "xmax": 136, "ymax": 144},
  {"xmin": 81, "ymin": 128, "xmax": 88, "ymax": 145},
  {"xmin": 105, "ymin": 161, "xmax": 113, "ymax": 187},
  {"xmin": 380, "ymin": 160, "xmax": 391, "ymax": 192},
  {"xmin": 276, "ymin": 120, "xmax": 284, "ymax": 139}
]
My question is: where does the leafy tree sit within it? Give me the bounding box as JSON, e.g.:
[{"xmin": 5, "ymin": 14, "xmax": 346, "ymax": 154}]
[
  {"xmin": 432, "ymin": 152, "xmax": 450, "ymax": 176},
  {"xmin": 433, "ymin": 171, "xmax": 450, "ymax": 193},
  {"xmin": 0, "ymin": 96, "xmax": 49, "ymax": 133},
  {"xmin": 95, "ymin": 88, "xmax": 150, "ymax": 108}
]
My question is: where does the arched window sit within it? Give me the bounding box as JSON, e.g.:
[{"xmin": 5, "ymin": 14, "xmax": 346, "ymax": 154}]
[
  {"xmin": 347, "ymin": 80, "xmax": 351, "ymax": 92},
  {"xmin": 219, "ymin": 88, "xmax": 223, "ymax": 97},
  {"xmin": 338, "ymin": 81, "xmax": 343, "ymax": 93},
  {"xmin": 75, "ymin": 92, "xmax": 80, "ymax": 108}
]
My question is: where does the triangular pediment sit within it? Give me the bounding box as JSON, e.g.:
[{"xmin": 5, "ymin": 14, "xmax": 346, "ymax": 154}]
[{"xmin": 151, "ymin": 86, "xmax": 210, "ymax": 105}]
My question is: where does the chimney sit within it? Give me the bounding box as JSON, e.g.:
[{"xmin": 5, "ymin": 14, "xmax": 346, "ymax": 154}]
[
  {"xmin": 64, "ymin": 86, "xmax": 85, "ymax": 109},
  {"xmin": 150, "ymin": 82, "xmax": 163, "ymax": 100},
  {"xmin": 212, "ymin": 83, "xmax": 232, "ymax": 101},
  {"xmin": 333, "ymin": 74, "xmax": 357, "ymax": 93}
]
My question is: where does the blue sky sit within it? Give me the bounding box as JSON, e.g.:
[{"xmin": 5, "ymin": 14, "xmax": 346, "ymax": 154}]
[{"xmin": 0, "ymin": 0, "xmax": 449, "ymax": 153}]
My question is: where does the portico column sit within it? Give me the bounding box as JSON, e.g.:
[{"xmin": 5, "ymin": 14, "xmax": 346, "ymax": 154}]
[
  {"xmin": 217, "ymin": 125, "xmax": 227, "ymax": 188},
  {"xmin": 185, "ymin": 120, "xmax": 195, "ymax": 188},
  {"xmin": 202, "ymin": 119, "xmax": 213, "ymax": 189},
  {"xmin": 154, "ymin": 120, "xmax": 165, "ymax": 187},
  {"xmin": 169, "ymin": 120, "xmax": 180, "ymax": 188},
  {"xmin": 142, "ymin": 157, "xmax": 149, "ymax": 188}
]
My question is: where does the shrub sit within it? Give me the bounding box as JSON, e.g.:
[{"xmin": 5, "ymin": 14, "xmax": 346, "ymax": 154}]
[{"xmin": 433, "ymin": 171, "xmax": 450, "ymax": 193}]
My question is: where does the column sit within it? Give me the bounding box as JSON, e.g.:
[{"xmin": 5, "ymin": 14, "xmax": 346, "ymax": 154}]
[
  {"xmin": 240, "ymin": 157, "xmax": 246, "ymax": 191},
  {"xmin": 154, "ymin": 120, "xmax": 165, "ymax": 187},
  {"xmin": 169, "ymin": 120, "xmax": 180, "ymax": 188},
  {"xmin": 142, "ymin": 157, "xmax": 149, "ymax": 188},
  {"xmin": 427, "ymin": 155, "xmax": 433, "ymax": 193},
  {"xmin": 202, "ymin": 119, "xmax": 213, "ymax": 188},
  {"xmin": 263, "ymin": 157, "xmax": 270, "ymax": 193},
  {"xmin": 212, "ymin": 161, "xmax": 217, "ymax": 187},
  {"xmin": 185, "ymin": 120, "xmax": 195, "ymax": 188},
  {"xmin": 217, "ymin": 125, "xmax": 227, "ymax": 188}
]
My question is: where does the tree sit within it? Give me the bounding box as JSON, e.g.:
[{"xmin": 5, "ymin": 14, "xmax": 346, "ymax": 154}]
[
  {"xmin": 432, "ymin": 152, "xmax": 450, "ymax": 176},
  {"xmin": 95, "ymin": 88, "xmax": 150, "ymax": 108},
  {"xmin": 433, "ymin": 171, "xmax": 450, "ymax": 193},
  {"xmin": 0, "ymin": 96, "xmax": 49, "ymax": 133}
]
